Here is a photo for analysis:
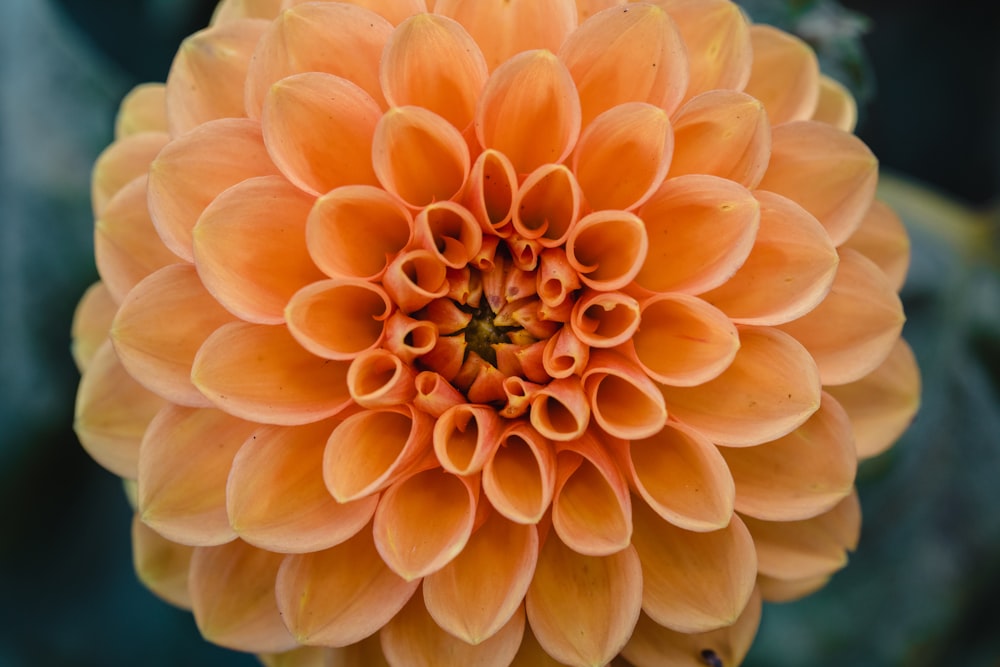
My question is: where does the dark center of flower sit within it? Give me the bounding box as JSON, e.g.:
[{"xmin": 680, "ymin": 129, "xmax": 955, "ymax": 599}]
[
  {"xmin": 458, "ymin": 298, "xmax": 519, "ymax": 367},
  {"xmin": 700, "ymin": 649, "xmax": 724, "ymax": 667}
]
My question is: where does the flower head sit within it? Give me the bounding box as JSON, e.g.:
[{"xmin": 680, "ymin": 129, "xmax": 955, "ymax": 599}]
[{"xmin": 73, "ymin": 1, "xmax": 920, "ymax": 665}]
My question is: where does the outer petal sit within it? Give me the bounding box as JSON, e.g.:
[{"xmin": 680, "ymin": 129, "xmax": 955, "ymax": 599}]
[
  {"xmin": 114, "ymin": 83, "xmax": 168, "ymax": 139},
  {"xmin": 744, "ymin": 24, "xmax": 819, "ymax": 125},
  {"xmin": 280, "ymin": 0, "xmax": 427, "ymax": 25},
  {"xmin": 811, "ymin": 74, "xmax": 858, "ymax": 133},
  {"xmin": 840, "ymin": 198, "xmax": 911, "ymax": 292},
  {"xmin": 91, "ymin": 131, "xmax": 169, "ymax": 218},
  {"xmin": 258, "ymin": 646, "xmax": 333, "ymax": 667},
  {"xmin": 212, "ymin": 0, "xmax": 282, "ymax": 23},
  {"xmin": 132, "ymin": 514, "xmax": 194, "ymax": 609},
  {"xmin": 510, "ymin": 625, "xmax": 574, "ymax": 666},
  {"xmin": 71, "ymin": 281, "xmax": 117, "ymax": 373},
  {"xmin": 285, "ymin": 279, "xmax": 393, "ymax": 360}
]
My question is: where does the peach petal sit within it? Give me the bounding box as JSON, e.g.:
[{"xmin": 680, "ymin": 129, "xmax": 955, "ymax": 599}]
[
  {"xmin": 165, "ymin": 19, "xmax": 268, "ymax": 136},
  {"xmin": 413, "ymin": 201, "xmax": 483, "ymax": 268},
  {"xmin": 539, "ymin": 328, "xmax": 588, "ymax": 381},
  {"xmin": 424, "ymin": 509, "xmax": 538, "ymax": 643},
  {"xmin": 512, "ymin": 164, "xmax": 582, "ymax": 248},
  {"xmin": 132, "ymin": 514, "xmax": 194, "ymax": 609},
  {"xmin": 259, "ymin": 646, "xmax": 333, "ymax": 667},
  {"xmin": 227, "ymin": 420, "xmax": 378, "ymax": 553},
  {"xmin": 75, "ymin": 340, "xmax": 166, "ymax": 479},
  {"xmin": 92, "ymin": 131, "xmax": 169, "ymax": 218},
  {"xmin": 280, "ymin": 0, "xmax": 427, "ymax": 25},
  {"xmin": 413, "ymin": 370, "xmax": 465, "ymax": 417},
  {"xmin": 484, "ymin": 421, "xmax": 557, "ymax": 525},
  {"xmin": 463, "ymin": 149, "xmax": 518, "ymax": 235},
  {"xmin": 756, "ymin": 572, "xmax": 831, "ymax": 603},
  {"xmin": 580, "ymin": 350, "xmax": 667, "ymax": 440},
  {"xmin": 275, "ymin": 527, "xmax": 419, "ymax": 646},
  {"xmin": 529, "ymin": 376, "xmax": 590, "ymax": 442},
  {"xmin": 380, "ymin": 13, "xmax": 487, "ymax": 130},
  {"xmin": 630, "ymin": 292, "xmax": 738, "ymax": 386},
  {"xmin": 509, "ymin": 624, "xmax": 574, "ymax": 666},
  {"xmin": 499, "ymin": 377, "xmax": 541, "ymax": 419},
  {"xmin": 722, "ymin": 392, "xmax": 856, "ymax": 522},
  {"xmin": 419, "ymin": 333, "xmax": 467, "ymax": 381},
  {"xmin": 537, "ymin": 248, "xmax": 582, "ymax": 309},
  {"xmin": 261, "ymin": 72, "xmax": 381, "ymax": 196},
  {"xmin": 778, "ymin": 248, "xmax": 905, "ymax": 385},
  {"xmin": 137, "ymin": 406, "xmax": 254, "ymax": 546},
  {"xmin": 312, "ymin": 636, "xmax": 389, "ymax": 667},
  {"xmin": 812, "ymin": 74, "xmax": 858, "ymax": 132},
  {"xmin": 115, "ymin": 83, "xmax": 168, "ymax": 139},
  {"xmin": 841, "ymin": 198, "xmax": 911, "ymax": 292},
  {"xmin": 700, "ymin": 190, "xmax": 839, "ymax": 326},
  {"xmin": 826, "ymin": 337, "xmax": 920, "ymax": 459},
  {"xmin": 385, "ymin": 314, "xmax": 439, "ymax": 365},
  {"xmin": 382, "ymin": 248, "xmax": 450, "ymax": 312},
  {"xmin": 285, "ymin": 279, "xmax": 392, "ymax": 360},
  {"xmin": 346, "ymin": 349, "xmax": 417, "ymax": 409},
  {"xmin": 508, "ymin": 235, "xmax": 544, "ymax": 271},
  {"xmin": 434, "ymin": 0, "xmax": 577, "ymax": 71},
  {"xmin": 632, "ymin": 503, "xmax": 756, "ymax": 634},
  {"xmin": 148, "ymin": 118, "xmax": 279, "ymax": 261},
  {"xmin": 526, "ymin": 536, "xmax": 642, "ymax": 667},
  {"xmin": 71, "ymin": 281, "xmax": 117, "ymax": 373},
  {"xmin": 668, "ymin": 90, "xmax": 770, "ymax": 189},
  {"xmin": 189, "ymin": 541, "xmax": 297, "ymax": 653},
  {"xmin": 636, "ymin": 174, "xmax": 758, "ymax": 294},
  {"xmin": 323, "ymin": 405, "xmax": 433, "ymax": 502},
  {"xmin": 744, "ymin": 24, "xmax": 819, "ymax": 125},
  {"xmin": 575, "ymin": 0, "xmax": 624, "ymax": 21},
  {"xmin": 569, "ymin": 290, "xmax": 639, "ymax": 349},
  {"xmin": 433, "ymin": 404, "xmax": 504, "ymax": 475},
  {"xmin": 306, "ymin": 185, "xmax": 412, "ymax": 281},
  {"xmin": 373, "ymin": 468, "xmax": 478, "ymax": 580},
  {"xmin": 193, "ymin": 322, "xmax": 352, "ymax": 425},
  {"xmin": 475, "ymin": 50, "xmax": 581, "ymax": 175},
  {"xmin": 212, "ymin": 0, "xmax": 282, "ymax": 23},
  {"xmin": 559, "ymin": 4, "xmax": 687, "ymax": 125},
  {"xmin": 618, "ymin": 420, "xmax": 734, "ymax": 532},
  {"xmin": 757, "ymin": 120, "xmax": 878, "ymax": 246},
  {"xmin": 566, "ymin": 210, "xmax": 648, "ymax": 291},
  {"xmin": 660, "ymin": 325, "xmax": 821, "ymax": 447},
  {"xmin": 244, "ymin": 3, "xmax": 392, "ymax": 116}
]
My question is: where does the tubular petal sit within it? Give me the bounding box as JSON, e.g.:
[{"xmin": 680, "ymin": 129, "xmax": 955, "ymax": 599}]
[
  {"xmin": 812, "ymin": 74, "xmax": 858, "ymax": 133},
  {"xmin": 115, "ymin": 83, "xmax": 168, "ymax": 139},
  {"xmin": 275, "ymin": 527, "xmax": 419, "ymax": 646},
  {"xmin": 285, "ymin": 279, "xmax": 392, "ymax": 360},
  {"xmin": 227, "ymin": 420, "xmax": 378, "ymax": 553},
  {"xmin": 721, "ymin": 392, "xmax": 857, "ymax": 522},
  {"xmin": 757, "ymin": 120, "xmax": 878, "ymax": 246},
  {"xmin": 619, "ymin": 420, "xmax": 735, "ymax": 532},
  {"xmin": 777, "ymin": 248, "xmax": 905, "ymax": 385},
  {"xmin": 636, "ymin": 174, "xmax": 759, "ymax": 294},
  {"xmin": 743, "ymin": 25, "xmax": 819, "ymax": 125},
  {"xmin": 530, "ymin": 376, "xmax": 590, "ymax": 442},
  {"xmin": 631, "ymin": 292, "xmax": 739, "ymax": 386},
  {"xmin": 668, "ymin": 90, "xmax": 770, "ymax": 189},
  {"xmin": 631, "ymin": 503, "xmax": 757, "ymax": 634},
  {"xmin": 827, "ymin": 338, "xmax": 921, "ymax": 459},
  {"xmin": 571, "ymin": 102, "xmax": 673, "ymax": 211},
  {"xmin": 512, "ymin": 164, "xmax": 582, "ymax": 248},
  {"xmin": 71, "ymin": 281, "xmax": 117, "ymax": 373},
  {"xmin": 660, "ymin": 325, "xmax": 821, "ymax": 447},
  {"xmin": 92, "ymin": 131, "xmax": 169, "ymax": 218},
  {"xmin": 566, "ymin": 210, "xmax": 648, "ymax": 291},
  {"xmin": 570, "ymin": 290, "xmax": 640, "ymax": 349},
  {"xmin": 380, "ymin": 13, "xmax": 488, "ymax": 130},
  {"xmin": 75, "ymin": 340, "xmax": 166, "ymax": 479},
  {"xmin": 385, "ymin": 314, "xmax": 439, "ymax": 365},
  {"xmin": 165, "ymin": 19, "xmax": 268, "ymax": 136},
  {"xmin": 192, "ymin": 322, "xmax": 353, "ymax": 425},
  {"xmin": 212, "ymin": 0, "xmax": 282, "ymax": 23},
  {"xmin": 464, "ymin": 149, "xmax": 518, "ymax": 235},
  {"xmin": 537, "ymin": 248, "xmax": 582, "ymax": 310},
  {"xmin": 433, "ymin": 404, "xmax": 504, "ymax": 475},
  {"xmin": 307, "ymin": 185, "xmax": 413, "ymax": 281},
  {"xmin": 414, "ymin": 201, "xmax": 483, "ymax": 268},
  {"xmin": 475, "ymin": 50, "xmax": 581, "ymax": 175},
  {"xmin": 424, "ymin": 509, "xmax": 538, "ymax": 644},
  {"xmin": 347, "ymin": 349, "xmax": 417, "ymax": 408},
  {"xmin": 382, "ymin": 248, "xmax": 450, "ymax": 312},
  {"xmin": 525, "ymin": 536, "xmax": 642, "ymax": 667},
  {"xmin": 483, "ymin": 422, "xmax": 557, "ymax": 525},
  {"xmin": 699, "ymin": 190, "xmax": 839, "ymax": 326},
  {"xmin": 414, "ymin": 371, "xmax": 466, "ymax": 416},
  {"xmin": 132, "ymin": 514, "xmax": 194, "ymax": 609},
  {"xmin": 558, "ymin": 4, "xmax": 688, "ymax": 125},
  {"xmin": 373, "ymin": 468, "xmax": 478, "ymax": 580},
  {"xmin": 261, "ymin": 72, "xmax": 381, "ymax": 196},
  {"xmin": 840, "ymin": 198, "xmax": 911, "ymax": 292},
  {"xmin": 189, "ymin": 541, "xmax": 298, "ymax": 653},
  {"xmin": 581, "ymin": 350, "xmax": 667, "ymax": 440},
  {"xmin": 137, "ymin": 406, "xmax": 254, "ymax": 546}
]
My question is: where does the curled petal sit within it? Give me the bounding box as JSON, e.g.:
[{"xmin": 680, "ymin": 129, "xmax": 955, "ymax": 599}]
[
  {"xmin": 211, "ymin": 0, "xmax": 282, "ymax": 24},
  {"xmin": 227, "ymin": 420, "xmax": 377, "ymax": 553},
  {"xmin": 636, "ymin": 174, "xmax": 758, "ymax": 294},
  {"xmin": 285, "ymin": 279, "xmax": 392, "ymax": 360},
  {"xmin": 414, "ymin": 201, "xmax": 483, "ymax": 269},
  {"xmin": 92, "ymin": 131, "xmax": 169, "ymax": 218},
  {"xmin": 475, "ymin": 50, "xmax": 581, "ymax": 174},
  {"xmin": 529, "ymin": 376, "xmax": 590, "ymax": 442},
  {"xmin": 193, "ymin": 322, "xmax": 352, "ymax": 425},
  {"xmin": 632, "ymin": 503, "xmax": 757, "ymax": 634},
  {"xmin": 132, "ymin": 515, "xmax": 194, "ymax": 609},
  {"xmin": 276, "ymin": 527, "xmax": 419, "ymax": 646},
  {"xmin": 347, "ymin": 349, "xmax": 417, "ymax": 409},
  {"xmin": 841, "ymin": 198, "xmax": 911, "ymax": 292},
  {"xmin": 570, "ymin": 290, "xmax": 640, "ymax": 349},
  {"xmin": 382, "ymin": 249, "xmax": 450, "ymax": 312},
  {"xmin": 581, "ymin": 350, "xmax": 667, "ymax": 440},
  {"xmin": 566, "ymin": 210, "xmax": 648, "ymax": 291},
  {"xmin": 660, "ymin": 326, "xmax": 821, "ymax": 447},
  {"xmin": 433, "ymin": 404, "xmax": 505, "ymax": 475},
  {"xmin": 413, "ymin": 370, "xmax": 465, "ymax": 417},
  {"xmin": 500, "ymin": 376, "xmax": 541, "ymax": 419},
  {"xmin": 464, "ymin": 149, "xmax": 518, "ymax": 235},
  {"xmin": 419, "ymin": 334, "xmax": 467, "ymax": 381},
  {"xmin": 536, "ymin": 248, "xmax": 581, "ymax": 308},
  {"xmin": 385, "ymin": 314, "xmax": 438, "ymax": 365},
  {"xmin": 71, "ymin": 281, "xmax": 117, "ymax": 373},
  {"xmin": 115, "ymin": 83, "xmax": 167, "ymax": 138},
  {"xmin": 512, "ymin": 164, "xmax": 582, "ymax": 248},
  {"xmin": 306, "ymin": 185, "xmax": 412, "ymax": 281},
  {"xmin": 812, "ymin": 74, "xmax": 858, "ymax": 132},
  {"xmin": 744, "ymin": 24, "xmax": 819, "ymax": 125},
  {"xmin": 526, "ymin": 536, "xmax": 642, "ymax": 667},
  {"xmin": 483, "ymin": 421, "xmax": 557, "ymax": 525}
]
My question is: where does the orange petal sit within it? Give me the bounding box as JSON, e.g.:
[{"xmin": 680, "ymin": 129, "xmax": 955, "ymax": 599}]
[
  {"xmin": 413, "ymin": 201, "xmax": 484, "ymax": 269},
  {"xmin": 668, "ymin": 90, "xmax": 770, "ymax": 189},
  {"xmin": 509, "ymin": 624, "xmax": 575, "ymax": 666},
  {"xmin": 280, "ymin": 0, "xmax": 426, "ymax": 25},
  {"xmin": 189, "ymin": 540, "xmax": 297, "ymax": 653},
  {"xmin": 757, "ymin": 120, "xmax": 878, "ymax": 246},
  {"xmin": 433, "ymin": 403, "xmax": 505, "ymax": 475},
  {"xmin": 165, "ymin": 18, "xmax": 268, "ymax": 136},
  {"xmin": 475, "ymin": 50, "xmax": 581, "ymax": 175},
  {"xmin": 538, "ymin": 248, "xmax": 582, "ymax": 309},
  {"xmin": 483, "ymin": 421, "xmax": 557, "ymax": 525},
  {"xmin": 570, "ymin": 290, "xmax": 640, "ymax": 349},
  {"xmin": 138, "ymin": 406, "xmax": 255, "ymax": 546},
  {"xmin": 826, "ymin": 337, "xmax": 920, "ymax": 459},
  {"xmin": 700, "ymin": 190, "xmax": 839, "ymax": 326},
  {"xmin": 294, "ymin": 635, "xmax": 388, "ymax": 667},
  {"xmin": 721, "ymin": 392, "xmax": 856, "ymax": 522},
  {"xmin": 513, "ymin": 164, "xmax": 582, "ymax": 248},
  {"xmin": 778, "ymin": 248, "xmax": 904, "ymax": 385},
  {"xmin": 632, "ymin": 503, "xmax": 756, "ymax": 633},
  {"xmin": 463, "ymin": 149, "xmax": 518, "ymax": 235},
  {"xmin": 285, "ymin": 279, "xmax": 392, "ymax": 360},
  {"xmin": 275, "ymin": 526, "xmax": 419, "ymax": 646},
  {"xmin": 380, "ymin": 13, "xmax": 488, "ymax": 130},
  {"xmin": 71, "ymin": 281, "xmax": 117, "ymax": 373},
  {"xmin": 525, "ymin": 536, "xmax": 642, "ymax": 667},
  {"xmin": 148, "ymin": 118, "xmax": 279, "ymax": 261},
  {"xmin": 660, "ymin": 325, "xmax": 821, "ymax": 447},
  {"xmin": 132, "ymin": 514, "xmax": 194, "ymax": 609},
  {"xmin": 115, "ymin": 83, "xmax": 168, "ymax": 139},
  {"xmin": 744, "ymin": 24, "xmax": 819, "ymax": 125},
  {"xmin": 840, "ymin": 198, "xmax": 911, "ymax": 292},
  {"xmin": 558, "ymin": 3, "xmax": 687, "ymax": 125},
  {"xmin": 373, "ymin": 468, "xmax": 478, "ymax": 580},
  {"xmin": 192, "ymin": 322, "xmax": 352, "ymax": 425},
  {"xmin": 636, "ymin": 174, "xmax": 759, "ymax": 294},
  {"xmin": 566, "ymin": 210, "xmax": 648, "ymax": 291},
  {"xmin": 617, "ymin": 420, "xmax": 734, "ymax": 532},
  {"xmin": 111, "ymin": 264, "xmax": 234, "ymax": 406},
  {"xmin": 756, "ymin": 572, "xmax": 832, "ymax": 603},
  {"xmin": 211, "ymin": 0, "xmax": 282, "ymax": 24},
  {"xmin": 382, "ymin": 248, "xmax": 450, "ymax": 313},
  {"xmin": 424, "ymin": 509, "xmax": 538, "ymax": 643},
  {"xmin": 346, "ymin": 349, "xmax": 417, "ymax": 409},
  {"xmin": 811, "ymin": 74, "xmax": 858, "ymax": 133},
  {"xmin": 258, "ymin": 646, "xmax": 333, "ymax": 667},
  {"xmin": 581, "ymin": 350, "xmax": 667, "ymax": 440},
  {"xmin": 227, "ymin": 420, "xmax": 378, "ymax": 553},
  {"xmin": 530, "ymin": 376, "xmax": 590, "ymax": 441},
  {"xmin": 91, "ymin": 131, "xmax": 169, "ymax": 218},
  {"xmin": 75, "ymin": 340, "xmax": 166, "ymax": 479}
]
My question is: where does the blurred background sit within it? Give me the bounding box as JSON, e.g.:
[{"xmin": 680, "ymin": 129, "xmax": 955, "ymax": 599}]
[{"xmin": 0, "ymin": 0, "xmax": 996, "ymax": 665}]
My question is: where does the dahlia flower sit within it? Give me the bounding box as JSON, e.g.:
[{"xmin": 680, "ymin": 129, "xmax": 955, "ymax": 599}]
[{"xmin": 72, "ymin": 1, "xmax": 920, "ymax": 665}]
